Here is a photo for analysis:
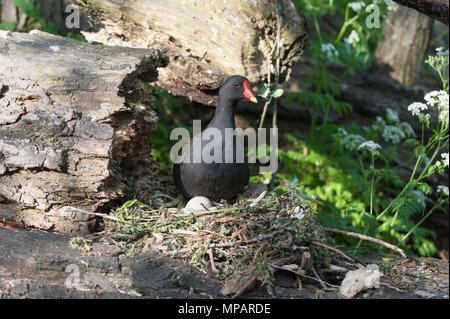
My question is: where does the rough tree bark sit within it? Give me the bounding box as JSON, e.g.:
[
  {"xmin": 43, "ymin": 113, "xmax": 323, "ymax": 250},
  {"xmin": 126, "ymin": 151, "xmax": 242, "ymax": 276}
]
[
  {"xmin": 374, "ymin": 6, "xmax": 433, "ymax": 86},
  {"xmin": 69, "ymin": 0, "xmax": 309, "ymax": 105},
  {"xmin": 392, "ymin": 0, "xmax": 449, "ymax": 25},
  {"xmin": 0, "ymin": 30, "xmax": 168, "ymax": 234}
]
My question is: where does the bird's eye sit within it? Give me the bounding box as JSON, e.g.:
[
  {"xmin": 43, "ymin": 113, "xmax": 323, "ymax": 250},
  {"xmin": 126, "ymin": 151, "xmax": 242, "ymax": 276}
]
[{"xmin": 234, "ymin": 82, "xmax": 241, "ymax": 88}]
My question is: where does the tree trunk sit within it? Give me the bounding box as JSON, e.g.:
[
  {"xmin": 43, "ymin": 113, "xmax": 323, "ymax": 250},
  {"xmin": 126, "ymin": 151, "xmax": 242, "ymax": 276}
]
[
  {"xmin": 69, "ymin": 0, "xmax": 309, "ymax": 105},
  {"xmin": 0, "ymin": 30, "xmax": 168, "ymax": 234},
  {"xmin": 0, "ymin": 0, "xmax": 17, "ymax": 24},
  {"xmin": 392, "ymin": 0, "xmax": 449, "ymax": 25},
  {"xmin": 374, "ymin": 6, "xmax": 433, "ymax": 87}
]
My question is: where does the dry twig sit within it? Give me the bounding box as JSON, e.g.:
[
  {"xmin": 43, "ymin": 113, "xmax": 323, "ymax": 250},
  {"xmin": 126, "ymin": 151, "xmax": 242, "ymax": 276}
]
[
  {"xmin": 207, "ymin": 248, "xmax": 219, "ymax": 273},
  {"xmin": 270, "ymin": 264, "xmax": 339, "ymax": 289},
  {"xmin": 66, "ymin": 207, "xmax": 134, "ymax": 225},
  {"xmin": 323, "ymin": 227, "xmax": 407, "ymax": 258},
  {"xmin": 311, "ymin": 240, "xmax": 365, "ymax": 268}
]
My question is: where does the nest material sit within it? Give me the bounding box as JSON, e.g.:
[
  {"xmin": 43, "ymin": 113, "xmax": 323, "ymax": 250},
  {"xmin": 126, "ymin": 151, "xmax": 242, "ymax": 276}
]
[{"xmin": 86, "ymin": 186, "xmax": 338, "ymax": 297}]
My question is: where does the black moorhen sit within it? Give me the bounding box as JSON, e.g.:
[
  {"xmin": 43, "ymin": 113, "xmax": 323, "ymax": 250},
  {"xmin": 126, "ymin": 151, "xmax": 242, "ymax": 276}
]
[{"xmin": 173, "ymin": 75, "xmax": 258, "ymax": 201}]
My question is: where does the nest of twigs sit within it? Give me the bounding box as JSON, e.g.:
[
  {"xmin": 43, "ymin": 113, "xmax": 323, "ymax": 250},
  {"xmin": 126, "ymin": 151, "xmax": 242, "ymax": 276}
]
[
  {"xmin": 68, "ymin": 181, "xmax": 412, "ymax": 297},
  {"xmin": 86, "ymin": 185, "xmax": 342, "ymax": 296}
]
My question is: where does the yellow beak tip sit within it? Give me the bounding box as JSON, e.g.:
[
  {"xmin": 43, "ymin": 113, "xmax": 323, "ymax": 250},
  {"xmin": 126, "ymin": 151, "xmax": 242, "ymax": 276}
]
[{"xmin": 250, "ymin": 97, "xmax": 258, "ymax": 103}]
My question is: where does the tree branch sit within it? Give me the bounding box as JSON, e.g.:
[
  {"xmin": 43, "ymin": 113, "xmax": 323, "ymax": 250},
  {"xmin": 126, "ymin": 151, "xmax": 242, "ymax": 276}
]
[{"xmin": 392, "ymin": 0, "xmax": 448, "ymax": 25}]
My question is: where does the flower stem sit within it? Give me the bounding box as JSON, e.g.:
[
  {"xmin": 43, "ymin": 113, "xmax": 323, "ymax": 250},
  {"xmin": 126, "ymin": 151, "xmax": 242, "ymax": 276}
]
[{"xmin": 400, "ymin": 202, "xmax": 444, "ymax": 242}]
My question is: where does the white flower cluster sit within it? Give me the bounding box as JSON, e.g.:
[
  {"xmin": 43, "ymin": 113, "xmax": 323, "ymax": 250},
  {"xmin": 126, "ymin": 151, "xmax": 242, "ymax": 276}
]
[
  {"xmin": 386, "ymin": 108, "xmax": 399, "ymax": 123},
  {"xmin": 424, "ymin": 90, "xmax": 447, "ymax": 107},
  {"xmin": 348, "ymin": 1, "xmax": 365, "ymax": 12},
  {"xmin": 372, "ymin": 116, "xmax": 386, "ymax": 132},
  {"xmin": 373, "ymin": 0, "xmax": 398, "ymax": 11},
  {"xmin": 382, "ymin": 125, "xmax": 405, "ymax": 144},
  {"xmin": 346, "ymin": 30, "xmax": 360, "ymax": 45},
  {"xmin": 436, "ymin": 153, "xmax": 449, "ymax": 169},
  {"xmin": 305, "ymin": 4, "xmax": 320, "ymax": 13},
  {"xmin": 384, "ymin": 0, "xmax": 399, "ymax": 11},
  {"xmin": 436, "ymin": 47, "xmax": 449, "ymax": 57},
  {"xmin": 437, "ymin": 185, "xmax": 449, "ymax": 197},
  {"xmin": 337, "ymin": 128, "xmax": 366, "ymax": 152},
  {"xmin": 442, "ymin": 153, "xmax": 449, "ymax": 167},
  {"xmin": 358, "ymin": 140, "xmax": 381, "ymax": 152},
  {"xmin": 423, "ymin": 90, "xmax": 449, "ymax": 127},
  {"xmin": 344, "ymin": 134, "xmax": 366, "ymax": 151},
  {"xmin": 372, "ymin": 109, "xmax": 415, "ymax": 144},
  {"xmin": 321, "ymin": 43, "xmax": 338, "ymax": 58},
  {"xmin": 407, "ymin": 102, "xmax": 428, "ymax": 117}
]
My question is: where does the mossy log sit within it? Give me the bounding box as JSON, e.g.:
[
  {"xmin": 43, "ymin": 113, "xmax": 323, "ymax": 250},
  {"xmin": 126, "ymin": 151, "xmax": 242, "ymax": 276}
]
[
  {"xmin": 0, "ymin": 30, "xmax": 168, "ymax": 234},
  {"xmin": 70, "ymin": 0, "xmax": 309, "ymax": 105}
]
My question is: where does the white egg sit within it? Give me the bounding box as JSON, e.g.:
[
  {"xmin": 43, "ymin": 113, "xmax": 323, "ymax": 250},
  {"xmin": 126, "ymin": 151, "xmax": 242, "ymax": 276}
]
[{"xmin": 182, "ymin": 196, "xmax": 215, "ymax": 213}]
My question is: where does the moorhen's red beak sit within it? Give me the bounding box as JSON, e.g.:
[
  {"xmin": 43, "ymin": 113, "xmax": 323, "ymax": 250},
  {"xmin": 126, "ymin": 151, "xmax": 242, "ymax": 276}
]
[{"xmin": 243, "ymin": 80, "xmax": 257, "ymax": 103}]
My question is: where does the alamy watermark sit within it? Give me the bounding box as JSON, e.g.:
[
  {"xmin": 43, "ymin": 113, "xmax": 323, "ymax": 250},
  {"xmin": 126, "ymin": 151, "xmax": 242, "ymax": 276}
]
[
  {"xmin": 65, "ymin": 264, "xmax": 80, "ymax": 289},
  {"xmin": 65, "ymin": 5, "xmax": 80, "ymax": 29}
]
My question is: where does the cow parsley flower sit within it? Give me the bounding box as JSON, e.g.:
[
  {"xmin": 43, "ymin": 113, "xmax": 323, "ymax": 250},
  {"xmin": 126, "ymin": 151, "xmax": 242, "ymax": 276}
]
[
  {"xmin": 386, "ymin": 108, "xmax": 399, "ymax": 123},
  {"xmin": 358, "ymin": 140, "xmax": 381, "ymax": 152},
  {"xmin": 348, "ymin": 1, "xmax": 366, "ymax": 12},
  {"xmin": 407, "ymin": 102, "xmax": 428, "ymax": 117},
  {"xmin": 437, "ymin": 185, "xmax": 449, "ymax": 196},
  {"xmin": 372, "ymin": 116, "xmax": 386, "ymax": 132},
  {"xmin": 385, "ymin": 0, "xmax": 399, "ymax": 11},
  {"xmin": 341, "ymin": 134, "xmax": 365, "ymax": 152},
  {"xmin": 436, "ymin": 47, "xmax": 449, "ymax": 57},
  {"xmin": 321, "ymin": 43, "xmax": 338, "ymax": 58},
  {"xmin": 442, "ymin": 153, "xmax": 449, "ymax": 167},
  {"xmin": 424, "ymin": 90, "xmax": 447, "ymax": 107},
  {"xmin": 440, "ymin": 110, "xmax": 449, "ymax": 127},
  {"xmin": 346, "ymin": 30, "xmax": 360, "ymax": 45},
  {"xmin": 383, "ymin": 125, "xmax": 405, "ymax": 144},
  {"xmin": 440, "ymin": 93, "xmax": 449, "ymax": 107}
]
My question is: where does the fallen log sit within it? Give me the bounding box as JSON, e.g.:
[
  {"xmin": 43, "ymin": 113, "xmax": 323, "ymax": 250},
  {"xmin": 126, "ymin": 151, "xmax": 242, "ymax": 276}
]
[
  {"xmin": 0, "ymin": 30, "xmax": 168, "ymax": 234},
  {"xmin": 70, "ymin": 0, "xmax": 309, "ymax": 105},
  {"xmin": 0, "ymin": 226, "xmax": 448, "ymax": 299},
  {"xmin": 392, "ymin": 0, "xmax": 449, "ymax": 25}
]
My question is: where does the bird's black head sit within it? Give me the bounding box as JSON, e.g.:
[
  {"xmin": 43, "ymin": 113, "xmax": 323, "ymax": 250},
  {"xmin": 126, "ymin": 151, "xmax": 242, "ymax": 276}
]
[{"xmin": 219, "ymin": 75, "xmax": 257, "ymax": 104}]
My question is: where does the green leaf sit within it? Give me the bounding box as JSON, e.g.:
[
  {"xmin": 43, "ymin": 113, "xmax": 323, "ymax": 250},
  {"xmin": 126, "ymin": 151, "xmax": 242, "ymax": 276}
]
[
  {"xmin": 259, "ymin": 84, "xmax": 271, "ymax": 100},
  {"xmin": 416, "ymin": 182, "xmax": 432, "ymax": 195},
  {"xmin": 272, "ymin": 88, "xmax": 284, "ymax": 98},
  {"xmin": 11, "ymin": 0, "xmax": 40, "ymax": 19}
]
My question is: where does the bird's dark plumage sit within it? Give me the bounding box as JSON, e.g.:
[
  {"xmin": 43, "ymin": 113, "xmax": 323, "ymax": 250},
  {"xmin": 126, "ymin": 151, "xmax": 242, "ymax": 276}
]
[{"xmin": 173, "ymin": 75, "xmax": 257, "ymax": 201}]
